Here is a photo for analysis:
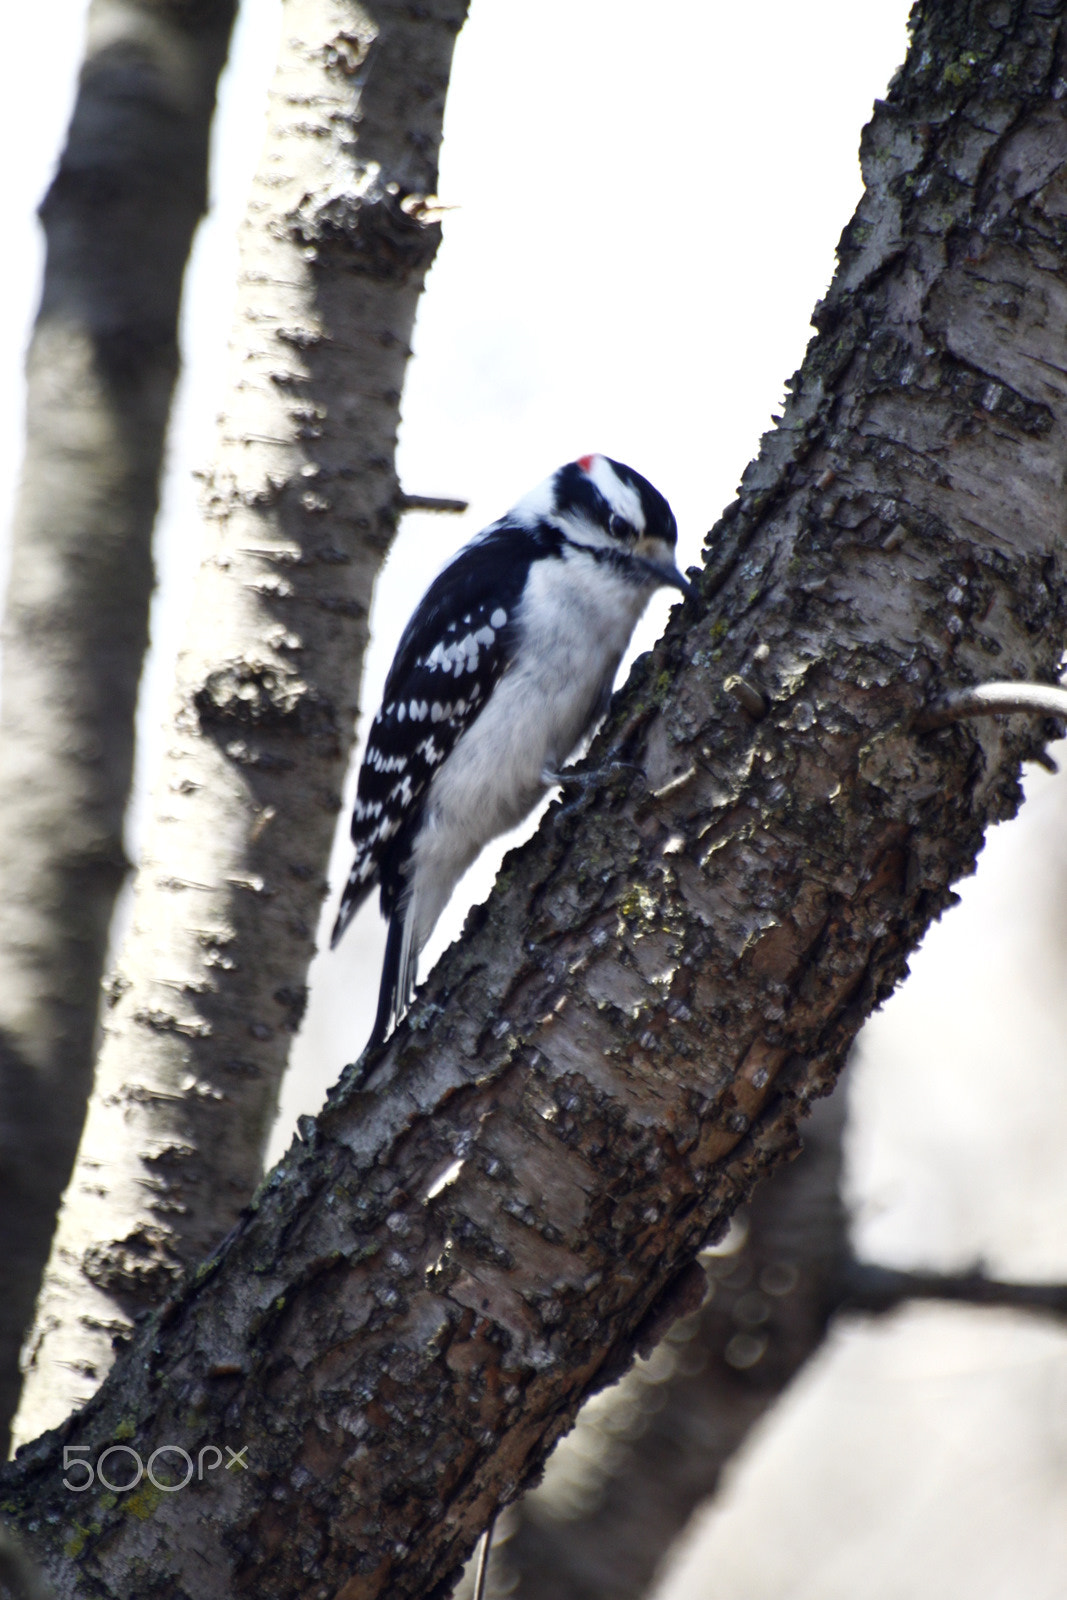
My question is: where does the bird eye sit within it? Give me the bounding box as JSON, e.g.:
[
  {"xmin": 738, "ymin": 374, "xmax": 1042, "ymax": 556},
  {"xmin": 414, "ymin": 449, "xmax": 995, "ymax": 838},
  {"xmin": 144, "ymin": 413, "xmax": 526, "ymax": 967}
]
[{"xmin": 609, "ymin": 513, "xmax": 636, "ymax": 543}]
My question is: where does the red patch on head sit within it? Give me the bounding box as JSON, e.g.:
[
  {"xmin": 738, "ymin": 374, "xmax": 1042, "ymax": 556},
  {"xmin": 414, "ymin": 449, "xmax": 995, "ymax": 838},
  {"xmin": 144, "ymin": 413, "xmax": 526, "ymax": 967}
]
[{"xmin": 577, "ymin": 454, "xmax": 597, "ymax": 473}]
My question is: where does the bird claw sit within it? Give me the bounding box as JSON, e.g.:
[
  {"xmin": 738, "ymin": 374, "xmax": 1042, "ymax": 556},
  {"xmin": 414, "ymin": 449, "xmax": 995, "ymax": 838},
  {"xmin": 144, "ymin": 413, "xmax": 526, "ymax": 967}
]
[
  {"xmin": 545, "ymin": 760, "xmax": 642, "ymax": 817},
  {"xmin": 543, "ymin": 759, "xmax": 642, "ymax": 790}
]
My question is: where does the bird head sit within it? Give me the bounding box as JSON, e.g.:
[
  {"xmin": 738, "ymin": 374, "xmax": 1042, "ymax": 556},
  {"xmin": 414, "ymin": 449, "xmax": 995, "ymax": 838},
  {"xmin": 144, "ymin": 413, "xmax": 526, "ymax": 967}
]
[{"xmin": 549, "ymin": 454, "xmax": 693, "ymax": 597}]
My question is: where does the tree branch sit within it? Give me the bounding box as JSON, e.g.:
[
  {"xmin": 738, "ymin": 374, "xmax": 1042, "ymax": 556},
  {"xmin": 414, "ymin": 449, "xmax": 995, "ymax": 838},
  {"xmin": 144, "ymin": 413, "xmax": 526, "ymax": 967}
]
[
  {"xmin": 12, "ymin": 0, "xmax": 469, "ymax": 1447},
  {"xmin": 0, "ymin": 0, "xmax": 237, "ymax": 1453},
  {"xmin": 841, "ymin": 1262, "xmax": 1067, "ymax": 1317},
  {"xmin": 397, "ymin": 492, "xmax": 470, "ymax": 514},
  {"xmin": 499, "ymin": 1109, "xmax": 1067, "ymax": 1600},
  {"xmin": 498, "ymin": 1092, "xmax": 847, "ymax": 1600},
  {"xmin": 916, "ymin": 680, "xmax": 1067, "ymax": 730}
]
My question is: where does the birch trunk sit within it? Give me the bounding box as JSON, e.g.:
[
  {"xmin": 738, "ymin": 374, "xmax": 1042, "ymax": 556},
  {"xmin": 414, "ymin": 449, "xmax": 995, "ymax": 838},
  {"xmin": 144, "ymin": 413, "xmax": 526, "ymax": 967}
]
[
  {"xmin": 0, "ymin": 0, "xmax": 236, "ymax": 1451},
  {"xmin": 5, "ymin": 1, "xmax": 1067, "ymax": 1595},
  {"xmin": 13, "ymin": 0, "xmax": 467, "ymax": 1446}
]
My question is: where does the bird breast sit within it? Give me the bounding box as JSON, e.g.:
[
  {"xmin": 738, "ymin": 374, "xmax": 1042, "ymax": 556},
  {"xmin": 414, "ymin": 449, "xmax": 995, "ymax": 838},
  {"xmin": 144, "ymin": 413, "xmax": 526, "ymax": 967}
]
[{"xmin": 406, "ymin": 548, "xmax": 653, "ymax": 948}]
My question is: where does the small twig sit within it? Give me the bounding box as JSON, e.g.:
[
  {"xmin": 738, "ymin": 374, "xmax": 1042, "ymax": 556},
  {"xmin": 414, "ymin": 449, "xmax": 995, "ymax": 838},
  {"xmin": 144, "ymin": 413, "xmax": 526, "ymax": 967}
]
[
  {"xmin": 915, "ymin": 680, "xmax": 1067, "ymax": 732},
  {"xmin": 1029, "ymin": 748, "xmax": 1060, "ymax": 774},
  {"xmin": 472, "ymin": 1515, "xmax": 496, "ymax": 1600},
  {"xmin": 396, "ymin": 492, "xmax": 469, "ymax": 515},
  {"xmin": 842, "ymin": 1261, "xmax": 1067, "ymax": 1318}
]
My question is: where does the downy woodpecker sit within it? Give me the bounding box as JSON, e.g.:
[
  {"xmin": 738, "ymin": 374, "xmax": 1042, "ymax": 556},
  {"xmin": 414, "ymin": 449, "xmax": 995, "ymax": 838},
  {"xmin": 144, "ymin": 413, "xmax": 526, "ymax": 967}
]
[{"xmin": 332, "ymin": 454, "xmax": 690, "ymax": 1049}]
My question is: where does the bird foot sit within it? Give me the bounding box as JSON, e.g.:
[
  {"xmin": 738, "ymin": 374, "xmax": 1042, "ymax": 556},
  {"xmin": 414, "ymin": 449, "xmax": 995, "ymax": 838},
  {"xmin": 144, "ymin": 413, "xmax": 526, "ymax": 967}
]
[
  {"xmin": 544, "ymin": 760, "xmax": 641, "ymax": 818},
  {"xmin": 542, "ymin": 760, "xmax": 642, "ymax": 790}
]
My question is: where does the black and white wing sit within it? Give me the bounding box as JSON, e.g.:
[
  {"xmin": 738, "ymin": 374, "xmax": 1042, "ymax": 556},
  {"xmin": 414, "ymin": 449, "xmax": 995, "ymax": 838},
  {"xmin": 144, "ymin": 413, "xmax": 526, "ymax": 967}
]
[{"xmin": 330, "ymin": 521, "xmax": 542, "ymax": 949}]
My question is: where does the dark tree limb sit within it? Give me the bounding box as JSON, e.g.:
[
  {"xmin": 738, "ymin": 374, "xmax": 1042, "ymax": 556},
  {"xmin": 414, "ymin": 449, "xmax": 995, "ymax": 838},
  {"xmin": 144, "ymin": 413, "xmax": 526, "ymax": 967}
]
[
  {"xmin": 4, "ymin": 1, "xmax": 1067, "ymax": 1596},
  {"xmin": 498, "ymin": 1104, "xmax": 1067, "ymax": 1600},
  {"xmin": 0, "ymin": 1522, "xmax": 52, "ymax": 1600},
  {"xmin": 397, "ymin": 492, "xmax": 470, "ymax": 515},
  {"xmin": 497, "ymin": 1093, "xmax": 848, "ymax": 1600},
  {"xmin": 841, "ymin": 1262, "xmax": 1067, "ymax": 1315},
  {"xmin": 0, "ymin": 0, "xmax": 237, "ymax": 1454}
]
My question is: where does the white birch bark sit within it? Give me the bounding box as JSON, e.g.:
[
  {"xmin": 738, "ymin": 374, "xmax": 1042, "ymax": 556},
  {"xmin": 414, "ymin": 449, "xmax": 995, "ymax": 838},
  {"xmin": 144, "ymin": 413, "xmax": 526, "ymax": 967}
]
[
  {"xmin": 0, "ymin": 0, "xmax": 236, "ymax": 1450},
  {"xmin": 13, "ymin": 0, "xmax": 467, "ymax": 1445}
]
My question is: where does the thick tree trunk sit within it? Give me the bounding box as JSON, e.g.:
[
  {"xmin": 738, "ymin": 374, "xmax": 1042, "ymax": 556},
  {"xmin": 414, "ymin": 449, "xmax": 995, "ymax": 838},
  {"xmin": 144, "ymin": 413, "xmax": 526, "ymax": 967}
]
[
  {"xmin": 5, "ymin": 0, "xmax": 1067, "ymax": 1595},
  {"xmin": 495, "ymin": 1092, "xmax": 847, "ymax": 1600},
  {"xmin": 497, "ymin": 1092, "xmax": 1067, "ymax": 1600},
  {"xmin": 13, "ymin": 0, "xmax": 468, "ymax": 1447},
  {"xmin": 0, "ymin": 0, "xmax": 237, "ymax": 1453},
  {"xmin": 496, "ymin": 1140, "xmax": 1067, "ymax": 1600}
]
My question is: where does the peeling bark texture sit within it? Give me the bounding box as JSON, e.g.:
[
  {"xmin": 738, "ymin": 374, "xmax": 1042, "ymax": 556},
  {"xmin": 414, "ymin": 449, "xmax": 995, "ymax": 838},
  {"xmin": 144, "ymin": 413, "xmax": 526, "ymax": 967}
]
[
  {"xmin": 5, "ymin": 1, "xmax": 1067, "ymax": 1595},
  {"xmin": 12, "ymin": 0, "xmax": 467, "ymax": 1446},
  {"xmin": 490, "ymin": 1092, "xmax": 846, "ymax": 1600},
  {"xmin": 0, "ymin": 0, "xmax": 237, "ymax": 1454}
]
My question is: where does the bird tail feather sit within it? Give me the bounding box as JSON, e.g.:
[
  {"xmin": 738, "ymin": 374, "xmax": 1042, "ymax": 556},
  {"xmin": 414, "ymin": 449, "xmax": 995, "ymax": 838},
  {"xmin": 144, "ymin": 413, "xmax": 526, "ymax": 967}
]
[
  {"xmin": 366, "ymin": 896, "xmax": 420, "ymax": 1052},
  {"xmin": 330, "ymin": 869, "xmax": 375, "ymax": 951},
  {"xmin": 368, "ymin": 912, "xmax": 404, "ymax": 1050}
]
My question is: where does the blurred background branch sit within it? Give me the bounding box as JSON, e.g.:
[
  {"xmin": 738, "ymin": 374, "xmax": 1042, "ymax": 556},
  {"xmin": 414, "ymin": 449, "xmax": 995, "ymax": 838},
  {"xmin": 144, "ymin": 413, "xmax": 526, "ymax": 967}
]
[{"xmin": 0, "ymin": 0, "xmax": 237, "ymax": 1452}]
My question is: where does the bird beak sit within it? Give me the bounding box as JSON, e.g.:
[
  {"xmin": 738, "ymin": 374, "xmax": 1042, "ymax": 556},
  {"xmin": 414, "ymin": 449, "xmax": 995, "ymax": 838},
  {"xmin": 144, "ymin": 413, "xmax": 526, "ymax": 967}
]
[{"xmin": 636, "ymin": 555, "xmax": 697, "ymax": 599}]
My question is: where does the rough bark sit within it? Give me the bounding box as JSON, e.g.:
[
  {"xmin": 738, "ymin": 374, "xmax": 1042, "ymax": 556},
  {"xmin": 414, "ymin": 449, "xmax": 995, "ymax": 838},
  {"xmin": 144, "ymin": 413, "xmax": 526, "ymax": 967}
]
[
  {"xmin": 0, "ymin": 0, "xmax": 237, "ymax": 1455},
  {"xmin": 493, "ymin": 1092, "xmax": 847, "ymax": 1600},
  {"xmin": 5, "ymin": 0, "xmax": 1067, "ymax": 1595},
  {"xmin": 13, "ymin": 0, "xmax": 467, "ymax": 1446},
  {"xmin": 496, "ymin": 1098, "xmax": 1067, "ymax": 1600}
]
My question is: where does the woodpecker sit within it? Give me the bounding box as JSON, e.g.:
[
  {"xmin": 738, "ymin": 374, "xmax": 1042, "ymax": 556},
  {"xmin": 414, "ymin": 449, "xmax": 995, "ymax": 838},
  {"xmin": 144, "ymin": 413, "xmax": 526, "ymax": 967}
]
[{"xmin": 332, "ymin": 454, "xmax": 690, "ymax": 1050}]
